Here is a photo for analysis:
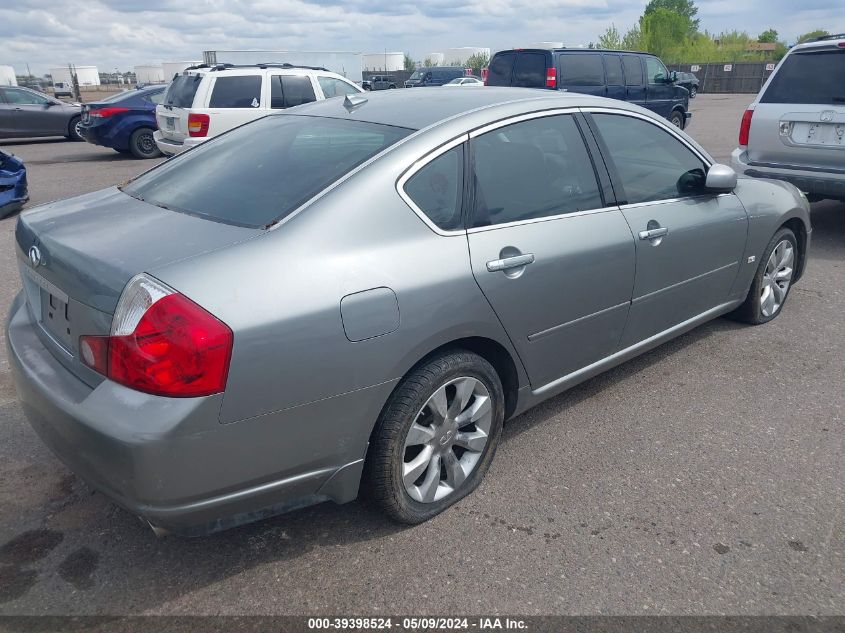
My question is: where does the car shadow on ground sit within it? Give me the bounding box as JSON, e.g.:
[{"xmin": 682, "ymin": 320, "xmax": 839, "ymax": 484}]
[{"xmin": 0, "ymin": 138, "xmax": 71, "ymax": 147}]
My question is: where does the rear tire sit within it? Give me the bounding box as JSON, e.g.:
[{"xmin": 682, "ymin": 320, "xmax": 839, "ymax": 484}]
[
  {"xmin": 129, "ymin": 127, "xmax": 161, "ymax": 159},
  {"xmin": 690, "ymin": 86, "xmax": 697, "ymax": 98},
  {"xmin": 729, "ymin": 227, "xmax": 798, "ymax": 325},
  {"xmin": 669, "ymin": 110, "xmax": 684, "ymax": 128},
  {"xmin": 67, "ymin": 116, "xmax": 83, "ymax": 141},
  {"xmin": 364, "ymin": 350, "xmax": 505, "ymax": 524}
]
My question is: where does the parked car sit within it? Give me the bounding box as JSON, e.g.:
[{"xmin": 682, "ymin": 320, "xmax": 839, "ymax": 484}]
[
  {"xmin": 405, "ymin": 67, "xmax": 468, "ymax": 87},
  {"xmin": 731, "ymin": 33, "xmax": 845, "ymax": 203},
  {"xmin": 0, "ymin": 149, "xmax": 27, "ymax": 218},
  {"xmin": 363, "ymin": 75, "xmax": 398, "ymax": 90},
  {"xmin": 0, "ymin": 86, "xmax": 83, "ymax": 141},
  {"xmin": 675, "ymin": 71, "xmax": 700, "ymax": 98},
  {"xmin": 79, "ymin": 86, "xmax": 166, "ymax": 159},
  {"xmin": 7, "ymin": 89, "xmax": 810, "ymax": 535},
  {"xmin": 52, "ymin": 82, "xmax": 73, "ymax": 98},
  {"xmin": 485, "ymin": 48, "xmax": 692, "ymax": 128},
  {"xmin": 154, "ymin": 63, "xmax": 364, "ymax": 156},
  {"xmin": 443, "ymin": 77, "xmax": 484, "ymax": 87}
]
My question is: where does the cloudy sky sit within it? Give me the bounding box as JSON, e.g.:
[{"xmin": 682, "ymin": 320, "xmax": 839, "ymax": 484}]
[{"xmin": 1, "ymin": 0, "xmax": 841, "ymax": 75}]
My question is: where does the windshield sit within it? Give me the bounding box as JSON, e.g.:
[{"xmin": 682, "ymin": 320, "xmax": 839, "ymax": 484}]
[
  {"xmin": 409, "ymin": 71, "xmax": 422, "ymax": 80},
  {"xmin": 122, "ymin": 115, "xmax": 412, "ymax": 228},
  {"xmin": 163, "ymin": 73, "xmax": 202, "ymax": 107},
  {"xmin": 762, "ymin": 49, "xmax": 845, "ymax": 105}
]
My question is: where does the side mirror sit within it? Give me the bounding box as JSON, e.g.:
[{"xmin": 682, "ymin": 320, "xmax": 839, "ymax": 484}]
[
  {"xmin": 669, "ymin": 71, "xmax": 678, "ymax": 83},
  {"xmin": 705, "ymin": 163, "xmax": 737, "ymax": 192}
]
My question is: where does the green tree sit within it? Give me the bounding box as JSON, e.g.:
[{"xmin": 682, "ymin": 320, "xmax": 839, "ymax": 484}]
[
  {"xmin": 757, "ymin": 28, "xmax": 778, "ymax": 43},
  {"xmin": 622, "ymin": 25, "xmax": 643, "ymax": 50},
  {"xmin": 640, "ymin": 8, "xmax": 689, "ymax": 59},
  {"xmin": 598, "ymin": 24, "xmax": 623, "ymax": 49},
  {"xmin": 796, "ymin": 29, "xmax": 829, "ymax": 43},
  {"xmin": 403, "ymin": 53, "xmax": 416, "ymax": 72},
  {"xmin": 643, "ymin": 0, "xmax": 699, "ymax": 34},
  {"xmin": 466, "ymin": 52, "xmax": 490, "ymax": 73},
  {"xmin": 422, "ymin": 58, "xmax": 434, "ymax": 68}
]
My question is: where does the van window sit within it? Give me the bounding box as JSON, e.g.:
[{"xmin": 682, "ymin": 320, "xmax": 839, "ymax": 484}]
[
  {"xmin": 560, "ymin": 54, "xmax": 605, "ymax": 86},
  {"xmin": 644, "ymin": 57, "xmax": 669, "ymax": 85},
  {"xmin": 513, "ymin": 53, "xmax": 547, "ymax": 87},
  {"xmin": 604, "ymin": 55, "xmax": 624, "ymax": 86},
  {"xmin": 487, "ymin": 52, "xmax": 516, "ymax": 86},
  {"xmin": 163, "ymin": 74, "xmax": 202, "ymax": 108},
  {"xmin": 761, "ymin": 50, "xmax": 845, "ymax": 105},
  {"xmin": 403, "ymin": 145, "xmax": 464, "ymax": 231},
  {"xmin": 209, "ymin": 75, "xmax": 263, "ymax": 108},
  {"xmin": 622, "ymin": 56, "xmax": 643, "ymax": 85}
]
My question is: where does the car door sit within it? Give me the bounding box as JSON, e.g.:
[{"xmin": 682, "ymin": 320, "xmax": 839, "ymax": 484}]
[
  {"xmin": 3, "ymin": 87, "xmax": 65, "ymax": 136},
  {"xmin": 269, "ymin": 74, "xmax": 318, "ymax": 110},
  {"xmin": 643, "ymin": 56, "xmax": 674, "ymax": 118},
  {"xmin": 621, "ymin": 55, "xmax": 646, "ymax": 107},
  {"xmin": 586, "ymin": 111, "xmax": 748, "ymax": 347},
  {"xmin": 466, "ymin": 111, "xmax": 636, "ymax": 389},
  {"xmin": 0, "ymin": 89, "xmax": 15, "ymax": 137}
]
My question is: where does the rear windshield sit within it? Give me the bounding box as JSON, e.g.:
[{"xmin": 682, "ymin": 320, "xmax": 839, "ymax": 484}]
[
  {"xmin": 122, "ymin": 115, "xmax": 412, "ymax": 228},
  {"xmin": 762, "ymin": 50, "xmax": 845, "ymax": 105},
  {"xmin": 163, "ymin": 74, "xmax": 202, "ymax": 108},
  {"xmin": 486, "ymin": 53, "xmax": 515, "ymax": 86}
]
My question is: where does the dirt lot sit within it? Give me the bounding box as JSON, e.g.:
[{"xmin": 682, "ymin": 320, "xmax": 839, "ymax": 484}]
[{"xmin": 0, "ymin": 94, "xmax": 842, "ymax": 616}]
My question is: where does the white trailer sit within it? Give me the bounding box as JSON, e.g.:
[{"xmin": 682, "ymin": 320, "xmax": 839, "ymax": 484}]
[
  {"xmin": 162, "ymin": 61, "xmax": 203, "ymax": 82},
  {"xmin": 443, "ymin": 47, "xmax": 490, "ymax": 66},
  {"xmin": 134, "ymin": 65, "xmax": 165, "ymax": 84},
  {"xmin": 0, "ymin": 66, "xmax": 17, "ymax": 86},
  {"xmin": 363, "ymin": 52, "xmax": 404, "ymax": 72},
  {"xmin": 50, "ymin": 66, "xmax": 100, "ymax": 86}
]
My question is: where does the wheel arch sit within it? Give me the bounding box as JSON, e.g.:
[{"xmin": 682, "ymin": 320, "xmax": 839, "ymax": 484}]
[{"xmin": 780, "ymin": 216, "xmax": 809, "ymax": 282}]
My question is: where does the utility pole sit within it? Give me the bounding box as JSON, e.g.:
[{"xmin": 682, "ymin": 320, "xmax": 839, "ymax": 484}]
[{"xmin": 69, "ymin": 63, "xmax": 81, "ymax": 102}]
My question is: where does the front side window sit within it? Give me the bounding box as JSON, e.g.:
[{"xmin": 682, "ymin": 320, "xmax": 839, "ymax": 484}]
[
  {"xmin": 122, "ymin": 115, "xmax": 411, "ymax": 228},
  {"xmin": 4, "ymin": 88, "xmax": 50, "ymax": 105},
  {"xmin": 761, "ymin": 50, "xmax": 845, "ymax": 105},
  {"xmin": 403, "ymin": 145, "xmax": 464, "ymax": 231},
  {"xmin": 471, "ymin": 114, "xmax": 603, "ymax": 228},
  {"xmin": 270, "ymin": 75, "xmax": 317, "ymax": 109},
  {"xmin": 209, "ymin": 75, "xmax": 263, "ymax": 108},
  {"xmin": 591, "ymin": 113, "xmax": 707, "ymax": 204},
  {"xmin": 644, "ymin": 57, "xmax": 668, "ymax": 85},
  {"xmin": 560, "ymin": 54, "xmax": 605, "ymax": 86},
  {"xmin": 317, "ymin": 76, "xmax": 360, "ymax": 98}
]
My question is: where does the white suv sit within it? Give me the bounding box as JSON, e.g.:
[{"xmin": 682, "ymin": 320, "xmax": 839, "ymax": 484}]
[{"xmin": 154, "ymin": 63, "xmax": 364, "ymax": 155}]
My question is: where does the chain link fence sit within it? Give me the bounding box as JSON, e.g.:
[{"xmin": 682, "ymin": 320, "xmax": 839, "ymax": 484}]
[{"xmin": 666, "ymin": 61, "xmax": 777, "ymax": 94}]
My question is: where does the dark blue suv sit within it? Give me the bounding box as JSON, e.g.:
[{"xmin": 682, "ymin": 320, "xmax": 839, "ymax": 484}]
[
  {"xmin": 486, "ymin": 48, "xmax": 691, "ymax": 129},
  {"xmin": 79, "ymin": 85, "xmax": 166, "ymax": 158}
]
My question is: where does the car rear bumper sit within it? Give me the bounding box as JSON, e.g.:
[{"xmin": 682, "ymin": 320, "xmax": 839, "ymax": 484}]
[
  {"xmin": 6, "ymin": 291, "xmax": 385, "ymax": 535},
  {"xmin": 0, "ymin": 169, "xmax": 27, "ymax": 214},
  {"xmin": 153, "ymin": 131, "xmax": 203, "ymax": 156},
  {"xmin": 731, "ymin": 148, "xmax": 845, "ymax": 200}
]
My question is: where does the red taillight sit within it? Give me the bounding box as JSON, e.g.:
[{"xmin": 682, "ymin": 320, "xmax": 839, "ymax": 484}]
[
  {"xmin": 187, "ymin": 113, "xmax": 210, "ymax": 137},
  {"xmin": 80, "ymin": 276, "xmax": 233, "ymax": 397},
  {"xmin": 481, "ymin": 67, "xmax": 489, "ymax": 85},
  {"xmin": 739, "ymin": 108, "xmax": 754, "ymax": 146},
  {"xmin": 546, "ymin": 67, "xmax": 557, "ymax": 89},
  {"xmin": 90, "ymin": 107, "xmax": 129, "ymax": 118}
]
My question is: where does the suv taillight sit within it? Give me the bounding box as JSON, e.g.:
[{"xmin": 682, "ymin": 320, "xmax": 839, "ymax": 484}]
[
  {"xmin": 188, "ymin": 113, "xmax": 210, "ymax": 137},
  {"xmin": 546, "ymin": 67, "xmax": 557, "ymax": 89},
  {"xmin": 738, "ymin": 108, "xmax": 754, "ymax": 146},
  {"xmin": 481, "ymin": 67, "xmax": 489, "ymax": 84},
  {"xmin": 80, "ymin": 274, "xmax": 233, "ymax": 397}
]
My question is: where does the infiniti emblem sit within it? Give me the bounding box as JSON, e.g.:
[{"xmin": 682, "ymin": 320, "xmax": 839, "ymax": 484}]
[
  {"xmin": 821, "ymin": 111, "xmax": 835, "ymax": 122},
  {"xmin": 28, "ymin": 245, "xmax": 42, "ymax": 267}
]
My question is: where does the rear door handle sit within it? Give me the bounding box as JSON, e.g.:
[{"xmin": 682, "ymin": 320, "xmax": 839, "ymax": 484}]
[
  {"xmin": 486, "ymin": 253, "xmax": 535, "ymax": 272},
  {"xmin": 638, "ymin": 227, "xmax": 669, "ymax": 240}
]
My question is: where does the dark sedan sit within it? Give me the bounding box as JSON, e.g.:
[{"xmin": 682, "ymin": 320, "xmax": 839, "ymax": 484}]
[
  {"xmin": 79, "ymin": 86, "xmax": 166, "ymax": 158},
  {"xmin": 0, "ymin": 86, "xmax": 83, "ymax": 141},
  {"xmin": 676, "ymin": 72, "xmax": 700, "ymax": 97}
]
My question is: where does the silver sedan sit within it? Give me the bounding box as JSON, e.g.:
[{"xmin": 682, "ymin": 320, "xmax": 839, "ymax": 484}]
[{"xmin": 6, "ymin": 89, "xmax": 811, "ymax": 535}]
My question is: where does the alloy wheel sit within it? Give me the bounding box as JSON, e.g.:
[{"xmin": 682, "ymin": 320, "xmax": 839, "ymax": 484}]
[
  {"xmin": 402, "ymin": 376, "xmax": 492, "ymax": 503},
  {"xmin": 760, "ymin": 239, "xmax": 794, "ymax": 317}
]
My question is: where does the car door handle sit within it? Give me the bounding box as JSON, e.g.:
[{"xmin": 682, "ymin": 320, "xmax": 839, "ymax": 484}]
[
  {"xmin": 486, "ymin": 253, "xmax": 535, "ymax": 272},
  {"xmin": 638, "ymin": 227, "xmax": 669, "ymax": 240}
]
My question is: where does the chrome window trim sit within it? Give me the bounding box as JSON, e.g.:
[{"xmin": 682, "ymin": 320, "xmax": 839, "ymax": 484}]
[
  {"xmin": 396, "ymin": 134, "xmax": 470, "ymax": 237},
  {"xmin": 467, "ymin": 107, "xmax": 582, "ymax": 138},
  {"xmin": 617, "ymin": 192, "xmax": 732, "ymax": 210},
  {"xmin": 466, "ymin": 205, "xmax": 619, "ymax": 234}
]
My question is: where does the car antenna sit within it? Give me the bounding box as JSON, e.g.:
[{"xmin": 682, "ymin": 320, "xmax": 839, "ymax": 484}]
[{"xmin": 343, "ymin": 93, "xmax": 368, "ymax": 112}]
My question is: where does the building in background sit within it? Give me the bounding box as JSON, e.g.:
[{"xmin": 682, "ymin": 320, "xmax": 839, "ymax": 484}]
[
  {"xmin": 0, "ymin": 66, "xmax": 17, "ymax": 86},
  {"xmin": 162, "ymin": 60, "xmax": 203, "ymax": 81},
  {"xmin": 363, "ymin": 52, "xmax": 404, "ymax": 72},
  {"xmin": 50, "ymin": 66, "xmax": 100, "ymax": 86},
  {"xmin": 424, "ymin": 52, "xmax": 445, "ymax": 66},
  {"xmin": 134, "ymin": 65, "xmax": 165, "ymax": 84}
]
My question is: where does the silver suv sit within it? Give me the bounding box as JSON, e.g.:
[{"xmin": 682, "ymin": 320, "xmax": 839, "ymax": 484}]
[{"xmin": 732, "ymin": 34, "xmax": 845, "ymax": 202}]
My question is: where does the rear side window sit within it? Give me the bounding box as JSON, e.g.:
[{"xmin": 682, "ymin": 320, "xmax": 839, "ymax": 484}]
[
  {"xmin": 403, "ymin": 145, "xmax": 464, "ymax": 231},
  {"xmin": 122, "ymin": 116, "xmax": 411, "ymax": 228},
  {"xmin": 762, "ymin": 50, "xmax": 845, "ymax": 105},
  {"xmin": 146, "ymin": 91, "xmax": 165, "ymax": 105},
  {"xmin": 209, "ymin": 75, "xmax": 262, "ymax": 108},
  {"xmin": 604, "ymin": 55, "xmax": 624, "ymax": 85},
  {"xmin": 560, "ymin": 54, "xmax": 605, "ymax": 86},
  {"xmin": 271, "ymin": 75, "xmax": 317, "ymax": 109},
  {"xmin": 471, "ymin": 114, "xmax": 603, "ymax": 227},
  {"xmin": 163, "ymin": 74, "xmax": 202, "ymax": 107},
  {"xmin": 622, "ymin": 56, "xmax": 643, "ymax": 85},
  {"xmin": 487, "ymin": 53, "xmax": 515, "ymax": 86},
  {"xmin": 512, "ymin": 53, "xmax": 547, "ymax": 87}
]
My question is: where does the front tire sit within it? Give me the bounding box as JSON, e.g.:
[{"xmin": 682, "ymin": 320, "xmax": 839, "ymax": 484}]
[
  {"xmin": 67, "ymin": 116, "xmax": 83, "ymax": 141},
  {"xmin": 365, "ymin": 351, "xmax": 505, "ymax": 524},
  {"xmin": 129, "ymin": 127, "xmax": 161, "ymax": 159},
  {"xmin": 669, "ymin": 110, "xmax": 684, "ymax": 128},
  {"xmin": 729, "ymin": 227, "xmax": 798, "ymax": 325}
]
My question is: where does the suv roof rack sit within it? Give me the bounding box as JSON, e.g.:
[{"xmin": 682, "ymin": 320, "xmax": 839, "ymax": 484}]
[
  {"xmin": 810, "ymin": 33, "xmax": 845, "ymax": 42},
  {"xmin": 184, "ymin": 62, "xmax": 330, "ymax": 72}
]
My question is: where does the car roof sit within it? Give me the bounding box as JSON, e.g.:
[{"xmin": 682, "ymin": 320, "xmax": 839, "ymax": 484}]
[
  {"xmin": 495, "ymin": 48, "xmax": 653, "ymax": 56},
  {"xmin": 289, "ymin": 86, "xmax": 637, "ymax": 131}
]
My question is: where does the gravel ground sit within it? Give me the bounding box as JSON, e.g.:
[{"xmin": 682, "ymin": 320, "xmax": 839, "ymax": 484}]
[{"xmin": 0, "ymin": 94, "xmax": 842, "ymax": 616}]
